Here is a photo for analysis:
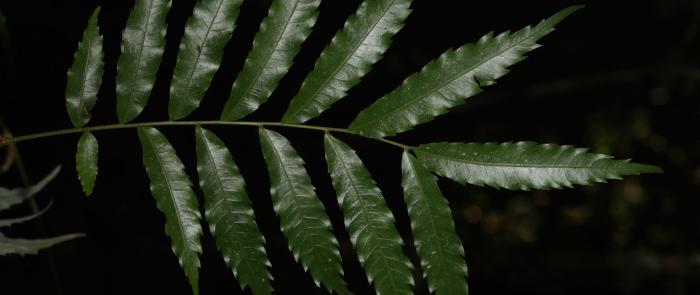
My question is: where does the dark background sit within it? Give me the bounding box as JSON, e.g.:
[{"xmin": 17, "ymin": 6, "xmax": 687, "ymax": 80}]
[{"xmin": 1, "ymin": 0, "xmax": 699, "ymax": 294}]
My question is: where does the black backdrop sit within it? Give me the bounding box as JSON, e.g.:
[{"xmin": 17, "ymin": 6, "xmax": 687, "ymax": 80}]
[{"xmin": 0, "ymin": 0, "xmax": 699, "ymax": 294}]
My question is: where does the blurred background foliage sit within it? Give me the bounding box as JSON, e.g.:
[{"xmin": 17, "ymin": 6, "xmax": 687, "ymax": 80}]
[{"xmin": 0, "ymin": 0, "xmax": 698, "ymax": 294}]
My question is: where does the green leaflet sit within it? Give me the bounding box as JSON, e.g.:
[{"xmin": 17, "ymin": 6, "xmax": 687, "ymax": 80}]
[
  {"xmin": 137, "ymin": 127, "xmax": 203, "ymax": 294},
  {"xmin": 324, "ymin": 134, "xmax": 412, "ymax": 295},
  {"xmin": 194, "ymin": 127, "xmax": 273, "ymax": 294},
  {"xmin": 401, "ymin": 152, "xmax": 467, "ymax": 295},
  {"xmin": 0, "ymin": 166, "xmax": 60, "ymax": 211},
  {"xmin": 415, "ymin": 142, "xmax": 662, "ymax": 190},
  {"xmin": 76, "ymin": 131, "xmax": 98, "ymax": 196},
  {"xmin": 0, "ymin": 201, "xmax": 51, "ymax": 228},
  {"xmin": 169, "ymin": 0, "xmax": 243, "ymax": 120},
  {"xmin": 220, "ymin": 0, "xmax": 321, "ymax": 121},
  {"xmin": 0, "ymin": 232, "xmax": 84, "ymax": 256},
  {"xmin": 282, "ymin": 0, "xmax": 412, "ymax": 124},
  {"xmin": 349, "ymin": 5, "xmax": 583, "ymax": 138},
  {"xmin": 116, "ymin": 0, "xmax": 173, "ymax": 123},
  {"xmin": 65, "ymin": 7, "xmax": 104, "ymax": 128},
  {"xmin": 258, "ymin": 128, "xmax": 349, "ymax": 294}
]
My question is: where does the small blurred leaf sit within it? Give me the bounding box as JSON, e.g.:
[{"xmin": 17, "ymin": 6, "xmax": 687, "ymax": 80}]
[
  {"xmin": 0, "ymin": 232, "xmax": 84, "ymax": 256},
  {"xmin": 0, "ymin": 166, "xmax": 60, "ymax": 211},
  {"xmin": 76, "ymin": 131, "xmax": 98, "ymax": 196},
  {"xmin": 0, "ymin": 201, "xmax": 52, "ymax": 228}
]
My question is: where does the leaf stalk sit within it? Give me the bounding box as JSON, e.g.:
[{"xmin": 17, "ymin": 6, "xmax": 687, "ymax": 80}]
[{"xmin": 0, "ymin": 120, "xmax": 414, "ymax": 150}]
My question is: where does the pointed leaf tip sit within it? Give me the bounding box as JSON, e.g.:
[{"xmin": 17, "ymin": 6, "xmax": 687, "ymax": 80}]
[
  {"xmin": 635, "ymin": 163, "xmax": 663, "ymax": 174},
  {"xmin": 557, "ymin": 5, "xmax": 585, "ymax": 19},
  {"xmin": 0, "ymin": 233, "xmax": 85, "ymax": 256},
  {"xmin": 540, "ymin": 5, "xmax": 584, "ymax": 28}
]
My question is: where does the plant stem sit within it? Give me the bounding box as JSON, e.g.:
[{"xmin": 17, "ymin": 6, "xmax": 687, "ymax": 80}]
[
  {"xmin": 0, "ymin": 120, "xmax": 414, "ymax": 150},
  {"xmin": 0, "ymin": 116, "xmax": 39, "ymax": 211}
]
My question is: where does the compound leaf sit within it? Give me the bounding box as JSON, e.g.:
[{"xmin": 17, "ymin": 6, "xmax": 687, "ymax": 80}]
[
  {"xmin": 221, "ymin": 0, "xmax": 321, "ymax": 121},
  {"xmin": 282, "ymin": 0, "xmax": 412, "ymax": 124},
  {"xmin": 401, "ymin": 152, "xmax": 467, "ymax": 295},
  {"xmin": 415, "ymin": 142, "xmax": 663, "ymax": 190},
  {"xmin": 349, "ymin": 5, "xmax": 582, "ymax": 138},
  {"xmin": 169, "ymin": 0, "xmax": 244, "ymax": 120},
  {"xmin": 194, "ymin": 127, "xmax": 273, "ymax": 294},
  {"xmin": 116, "ymin": 0, "xmax": 173, "ymax": 123},
  {"xmin": 138, "ymin": 127, "xmax": 203, "ymax": 294},
  {"xmin": 324, "ymin": 134, "xmax": 412, "ymax": 295},
  {"xmin": 0, "ymin": 166, "xmax": 60, "ymax": 211},
  {"xmin": 0, "ymin": 232, "xmax": 84, "ymax": 256},
  {"xmin": 258, "ymin": 128, "xmax": 349, "ymax": 294},
  {"xmin": 76, "ymin": 131, "xmax": 98, "ymax": 196},
  {"xmin": 65, "ymin": 7, "xmax": 103, "ymax": 128}
]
